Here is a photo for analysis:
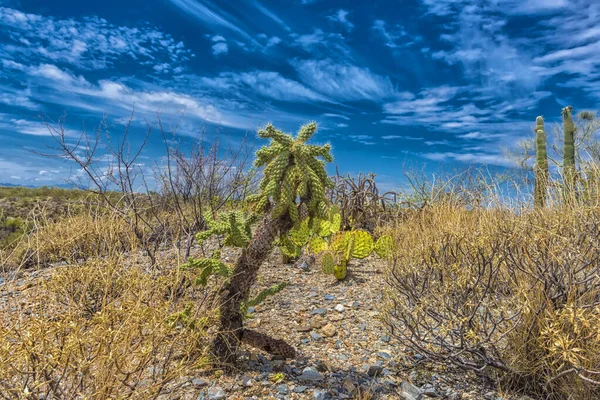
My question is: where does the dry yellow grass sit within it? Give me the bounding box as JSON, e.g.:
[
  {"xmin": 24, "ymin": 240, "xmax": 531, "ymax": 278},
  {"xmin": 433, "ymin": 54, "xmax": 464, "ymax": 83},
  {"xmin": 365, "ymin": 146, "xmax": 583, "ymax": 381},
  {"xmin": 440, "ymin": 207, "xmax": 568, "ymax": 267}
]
[
  {"xmin": 0, "ymin": 257, "xmax": 217, "ymax": 398},
  {"xmin": 383, "ymin": 202, "xmax": 600, "ymax": 399}
]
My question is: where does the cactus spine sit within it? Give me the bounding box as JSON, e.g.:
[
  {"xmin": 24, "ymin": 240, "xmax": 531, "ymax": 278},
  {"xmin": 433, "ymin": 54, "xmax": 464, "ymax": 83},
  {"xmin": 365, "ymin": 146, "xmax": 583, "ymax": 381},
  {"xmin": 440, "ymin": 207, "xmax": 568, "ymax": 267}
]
[
  {"xmin": 562, "ymin": 106, "xmax": 576, "ymax": 203},
  {"xmin": 534, "ymin": 116, "xmax": 549, "ymax": 208}
]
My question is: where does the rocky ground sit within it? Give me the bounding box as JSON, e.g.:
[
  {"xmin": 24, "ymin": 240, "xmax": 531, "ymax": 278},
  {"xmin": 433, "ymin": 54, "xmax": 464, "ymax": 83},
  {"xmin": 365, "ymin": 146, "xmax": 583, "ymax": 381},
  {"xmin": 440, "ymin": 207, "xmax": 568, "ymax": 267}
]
[
  {"xmin": 183, "ymin": 250, "xmax": 520, "ymax": 400},
  {"xmin": 1, "ymin": 247, "xmax": 528, "ymax": 400}
]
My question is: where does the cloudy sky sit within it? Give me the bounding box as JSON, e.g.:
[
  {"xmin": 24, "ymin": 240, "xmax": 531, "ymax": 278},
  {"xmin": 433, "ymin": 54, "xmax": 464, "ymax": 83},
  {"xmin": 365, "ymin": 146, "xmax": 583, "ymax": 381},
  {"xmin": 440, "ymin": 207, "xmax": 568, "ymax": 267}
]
[{"xmin": 0, "ymin": 0, "xmax": 598, "ymax": 188}]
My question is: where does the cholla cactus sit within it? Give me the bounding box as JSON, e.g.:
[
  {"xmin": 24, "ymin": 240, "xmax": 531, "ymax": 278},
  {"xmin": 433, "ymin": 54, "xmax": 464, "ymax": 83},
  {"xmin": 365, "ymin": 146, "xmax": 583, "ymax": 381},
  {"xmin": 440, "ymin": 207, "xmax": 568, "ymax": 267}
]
[
  {"xmin": 534, "ymin": 116, "xmax": 549, "ymax": 208},
  {"xmin": 252, "ymin": 122, "xmax": 334, "ymax": 222},
  {"xmin": 213, "ymin": 122, "xmax": 334, "ymax": 367},
  {"xmin": 562, "ymin": 106, "xmax": 576, "ymax": 203}
]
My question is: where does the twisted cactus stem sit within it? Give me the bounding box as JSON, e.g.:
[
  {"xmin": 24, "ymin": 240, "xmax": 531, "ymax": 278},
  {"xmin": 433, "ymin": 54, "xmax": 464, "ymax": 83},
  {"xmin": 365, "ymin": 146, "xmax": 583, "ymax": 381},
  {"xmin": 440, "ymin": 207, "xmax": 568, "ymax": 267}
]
[
  {"xmin": 534, "ymin": 116, "xmax": 549, "ymax": 208},
  {"xmin": 562, "ymin": 106, "xmax": 576, "ymax": 204},
  {"xmin": 212, "ymin": 211, "xmax": 294, "ymax": 368}
]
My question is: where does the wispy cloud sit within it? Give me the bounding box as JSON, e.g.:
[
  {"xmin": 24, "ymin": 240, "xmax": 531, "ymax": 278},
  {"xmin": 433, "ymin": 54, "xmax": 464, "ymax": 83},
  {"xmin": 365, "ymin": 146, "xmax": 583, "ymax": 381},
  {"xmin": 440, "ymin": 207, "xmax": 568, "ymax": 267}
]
[
  {"xmin": 0, "ymin": 7, "xmax": 192, "ymax": 72},
  {"xmin": 167, "ymin": 0, "xmax": 258, "ymax": 45},
  {"xmin": 291, "ymin": 58, "xmax": 396, "ymax": 101},
  {"xmin": 328, "ymin": 9, "xmax": 354, "ymax": 31}
]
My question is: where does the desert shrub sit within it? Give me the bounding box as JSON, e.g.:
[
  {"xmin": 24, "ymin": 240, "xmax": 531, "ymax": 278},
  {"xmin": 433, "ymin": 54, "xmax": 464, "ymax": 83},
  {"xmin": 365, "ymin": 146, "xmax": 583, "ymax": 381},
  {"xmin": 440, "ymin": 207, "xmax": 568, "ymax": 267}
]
[
  {"xmin": 4, "ymin": 210, "xmax": 135, "ymax": 269},
  {"xmin": 0, "ymin": 258, "xmax": 214, "ymax": 398},
  {"xmin": 383, "ymin": 204, "xmax": 600, "ymax": 399}
]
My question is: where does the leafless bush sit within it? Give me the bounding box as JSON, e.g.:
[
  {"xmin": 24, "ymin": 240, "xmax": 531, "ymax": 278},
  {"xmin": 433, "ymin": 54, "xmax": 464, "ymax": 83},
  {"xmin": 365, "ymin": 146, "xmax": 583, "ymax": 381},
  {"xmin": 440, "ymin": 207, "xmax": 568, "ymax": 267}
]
[
  {"xmin": 383, "ymin": 204, "xmax": 600, "ymax": 399},
  {"xmin": 328, "ymin": 168, "xmax": 398, "ymax": 231},
  {"xmin": 34, "ymin": 110, "xmax": 256, "ymax": 266}
]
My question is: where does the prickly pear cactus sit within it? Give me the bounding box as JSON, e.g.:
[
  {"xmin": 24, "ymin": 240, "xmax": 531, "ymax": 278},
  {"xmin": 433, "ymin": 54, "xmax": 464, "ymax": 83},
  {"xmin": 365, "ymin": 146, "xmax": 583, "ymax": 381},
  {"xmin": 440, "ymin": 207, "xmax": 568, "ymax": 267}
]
[
  {"xmin": 334, "ymin": 263, "xmax": 347, "ymax": 280},
  {"xmin": 321, "ymin": 252, "xmax": 335, "ymax": 274},
  {"xmin": 374, "ymin": 235, "xmax": 393, "ymax": 259}
]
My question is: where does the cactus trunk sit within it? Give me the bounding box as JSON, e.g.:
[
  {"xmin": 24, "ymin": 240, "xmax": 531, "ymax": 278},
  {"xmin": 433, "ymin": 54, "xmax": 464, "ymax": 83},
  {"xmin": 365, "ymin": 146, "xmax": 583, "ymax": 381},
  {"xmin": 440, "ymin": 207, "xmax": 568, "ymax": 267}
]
[
  {"xmin": 562, "ymin": 106, "xmax": 576, "ymax": 204},
  {"xmin": 212, "ymin": 212, "xmax": 295, "ymax": 367},
  {"xmin": 534, "ymin": 116, "xmax": 549, "ymax": 208}
]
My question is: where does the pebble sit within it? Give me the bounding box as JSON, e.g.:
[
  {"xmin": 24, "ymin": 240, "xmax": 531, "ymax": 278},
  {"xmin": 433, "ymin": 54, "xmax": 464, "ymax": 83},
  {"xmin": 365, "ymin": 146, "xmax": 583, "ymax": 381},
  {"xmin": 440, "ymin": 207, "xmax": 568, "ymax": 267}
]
[
  {"xmin": 192, "ymin": 378, "xmax": 209, "ymax": 387},
  {"xmin": 298, "ymin": 367, "xmax": 325, "ymax": 381},
  {"xmin": 367, "ymin": 365, "xmax": 384, "ymax": 377},
  {"xmin": 324, "ymin": 294, "xmax": 336, "ymax": 301},
  {"xmin": 276, "ymin": 384, "xmax": 288, "ymax": 394},
  {"xmin": 310, "ymin": 331, "xmax": 323, "ymax": 341},
  {"xmin": 313, "ymin": 389, "xmax": 330, "ymax": 400},
  {"xmin": 311, "ymin": 307, "xmax": 326, "ymax": 315},
  {"xmin": 207, "ymin": 386, "xmax": 227, "ymax": 400},
  {"xmin": 293, "ymin": 385, "xmax": 308, "ymax": 393},
  {"xmin": 401, "ymin": 381, "xmax": 424, "ymax": 400},
  {"xmin": 334, "ymin": 304, "xmax": 345, "ymax": 312},
  {"xmin": 321, "ymin": 323, "xmax": 337, "ymax": 337}
]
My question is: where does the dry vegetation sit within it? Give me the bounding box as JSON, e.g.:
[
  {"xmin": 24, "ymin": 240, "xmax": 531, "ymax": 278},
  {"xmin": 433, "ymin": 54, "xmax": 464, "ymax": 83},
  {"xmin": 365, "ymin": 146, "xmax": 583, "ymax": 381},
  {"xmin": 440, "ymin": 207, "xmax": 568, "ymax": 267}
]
[{"xmin": 382, "ymin": 191, "xmax": 600, "ymax": 399}]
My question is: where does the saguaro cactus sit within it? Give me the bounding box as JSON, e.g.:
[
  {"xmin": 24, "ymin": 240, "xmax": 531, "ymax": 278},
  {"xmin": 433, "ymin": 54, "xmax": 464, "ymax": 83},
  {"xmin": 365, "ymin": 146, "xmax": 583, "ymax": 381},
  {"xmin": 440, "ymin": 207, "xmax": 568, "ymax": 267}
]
[
  {"xmin": 212, "ymin": 122, "xmax": 333, "ymax": 367},
  {"xmin": 534, "ymin": 116, "xmax": 549, "ymax": 208},
  {"xmin": 562, "ymin": 106, "xmax": 576, "ymax": 203}
]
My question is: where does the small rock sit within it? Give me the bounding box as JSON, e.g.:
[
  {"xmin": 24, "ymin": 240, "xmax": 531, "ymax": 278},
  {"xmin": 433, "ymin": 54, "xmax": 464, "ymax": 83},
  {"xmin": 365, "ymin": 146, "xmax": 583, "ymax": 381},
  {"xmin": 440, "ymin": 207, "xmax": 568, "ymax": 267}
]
[
  {"xmin": 400, "ymin": 381, "xmax": 423, "ymax": 400},
  {"xmin": 313, "ymin": 389, "xmax": 330, "ymax": 400},
  {"xmin": 334, "ymin": 304, "xmax": 345, "ymax": 312},
  {"xmin": 311, "ymin": 308, "xmax": 326, "ymax": 315},
  {"xmin": 352, "ymin": 301, "xmax": 361, "ymax": 308},
  {"xmin": 322, "ymin": 323, "xmax": 337, "ymax": 337},
  {"xmin": 421, "ymin": 383, "xmax": 437, "ymax": 397},
  {"xmin": 377, "ymin": 350, "xmax": 392, "ymax": 360},
  {"xmin": 276, "ymin": 384, "xmax": 288, "ymax": 394},
  {"xmin": 247, "ymin": 307, "xmax": 255, "ymax": 314},
  {"xmin": 324, "ymin": 294, "xmax": 335, "ymax": 301},
  {"xmin": 207, "ymin": 386, "xmax": 227, "ymax": 400},
  {"xmin": 381, "ymin": 334, "xmax": 391, "ymax": 343},
  {"xmin": 241, "ymin": 375, "xmax": 253, "ymax": 387},
  {"xmin": 294, "ymin": 385, "xmax": 308, "ymax": 393},
  {"xmin": 298, "ymin": 367, "xmax": 324, "ymax": 381},
  {"xmin": 311, "ymin": 315, "xmax": 326, "ymax": 329},
  {"xmin": 367, "ymin": 365, "xmax": 384, "ymax": 377},
  {"xmin": 192, "ymin": 378, "xmax": 209, "ymax": 387},
  {"xmin": 297, "ymin": 325, "xmax": 311, "ymax": 332},
  {"xmin": 246, "ymin": 318, "xmax": 261, "ymax": 328},
  {"xmin": 308, "ymin": 292, "xmax": 318, "ymax": 298},
  {"xmin": 310, "ymin": 331, "xmax": 323, "ymax": 341}
]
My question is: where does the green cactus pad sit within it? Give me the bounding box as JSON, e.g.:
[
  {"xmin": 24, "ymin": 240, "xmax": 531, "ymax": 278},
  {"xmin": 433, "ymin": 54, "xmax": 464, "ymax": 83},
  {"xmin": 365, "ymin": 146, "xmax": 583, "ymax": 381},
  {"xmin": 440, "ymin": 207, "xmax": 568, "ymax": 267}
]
[
  {"xmin": 350, "ymin": 230, "xmax": 374, "ymax": 259},
  {"xmin": 374, "ymin": 235, "xmax": 393, "ymax": 259},
  {"xmin": 309, "ymin": 236, "xmax": 328, "ymax": 254},
  {"xmin": 321, "ymin": 252, "xmax": 335, "ymax": 274}
]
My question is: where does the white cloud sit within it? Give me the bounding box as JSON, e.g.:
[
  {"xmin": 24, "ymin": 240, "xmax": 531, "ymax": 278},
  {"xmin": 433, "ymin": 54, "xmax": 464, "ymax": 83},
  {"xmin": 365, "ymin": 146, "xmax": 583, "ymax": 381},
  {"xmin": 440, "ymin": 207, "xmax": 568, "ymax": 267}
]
[
  {"xmin": 372, "ymin": 20, "xmax": 410, "ymax": 48},
  {"xmin": 291, "ymin": 59, "xmax": 396, "ymax": 101},
  {"xmin": 199, "ymin": 70, "xmax": 329, "ymax": 103},
  {"xmin": 167, "ymin": 0, "xmax": 258, "ymax": 45},
  {"xmin": 328, "ymin": 9, "xmax": 354, "ymax": 31},
  {"xmin": 336, "ymin": 123, "xmax": 349, "ymax": 128},
  {"xmin": 323, "ymin": 113, "xmax": 350, "ymax": 120},
  {"xmin": 212, "ymin": 41, "xmax": 229, "ymax": 55},
  {"xmin": 0, "ymin": 6, "xmax": 192, "ymax": 71}
]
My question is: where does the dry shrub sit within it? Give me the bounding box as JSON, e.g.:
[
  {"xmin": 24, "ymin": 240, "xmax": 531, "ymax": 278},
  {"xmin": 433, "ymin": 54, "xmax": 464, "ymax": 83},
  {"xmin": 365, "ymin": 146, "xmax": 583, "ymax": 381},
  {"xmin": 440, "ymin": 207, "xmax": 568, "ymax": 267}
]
[
  {"xmin": 383, "ymin": 203, "xmax": 600, "ymax": 399},
  {"xmin": 3, "ymin": 209, "xmax": 134, "ymax": 269},
  {"xmin": 0, "ymin": 258, "xmax": 215, "ymax": 399}
]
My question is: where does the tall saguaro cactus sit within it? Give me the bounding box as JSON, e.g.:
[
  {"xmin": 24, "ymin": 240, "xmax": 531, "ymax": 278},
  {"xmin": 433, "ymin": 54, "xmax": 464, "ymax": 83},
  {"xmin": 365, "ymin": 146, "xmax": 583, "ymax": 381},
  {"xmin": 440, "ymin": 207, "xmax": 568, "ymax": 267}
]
[
  {"xmin": 212, "ymin": 122, "xmax": 333, "ymax": 367},
  {"xmin": 534, "ymin": 116, "xmax": 549, "ymax": 208},
  {"xmin": 562, "ymin": 106, "xmax": 576, "ymax": 203}
]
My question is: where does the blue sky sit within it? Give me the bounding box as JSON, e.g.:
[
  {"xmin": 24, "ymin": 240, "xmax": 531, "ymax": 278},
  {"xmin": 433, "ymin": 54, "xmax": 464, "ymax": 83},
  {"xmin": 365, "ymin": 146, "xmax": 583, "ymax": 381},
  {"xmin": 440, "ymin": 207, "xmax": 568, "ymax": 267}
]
[{"xmin": 0, "ymin": 0, "xmax": 598, "ymax": 190}]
